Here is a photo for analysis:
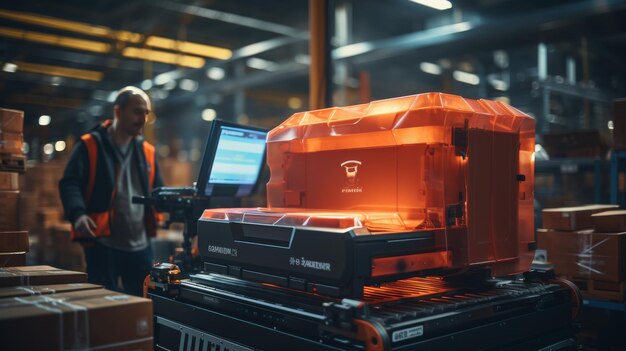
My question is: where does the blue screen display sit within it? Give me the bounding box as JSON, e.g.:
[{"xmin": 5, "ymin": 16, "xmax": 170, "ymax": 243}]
[{"xmin": 207, "ymin": 126, "xmax": 266, "ymax": 188}]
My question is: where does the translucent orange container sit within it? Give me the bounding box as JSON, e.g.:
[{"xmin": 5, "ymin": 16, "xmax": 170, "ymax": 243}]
[{"xmin": 262, "ymin": 92, "xmax": 536, "ymax": 275}]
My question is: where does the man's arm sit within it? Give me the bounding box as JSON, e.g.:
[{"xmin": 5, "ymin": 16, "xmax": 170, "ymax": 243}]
[{"xmin": 58, "ymin": 140, "xmax": 89, "ymax": 224}]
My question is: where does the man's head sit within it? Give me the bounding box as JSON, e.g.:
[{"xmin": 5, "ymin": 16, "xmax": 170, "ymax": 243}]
[{"xmin": 113, "ymin": 86, "xmax": 151, "ymax": 137}]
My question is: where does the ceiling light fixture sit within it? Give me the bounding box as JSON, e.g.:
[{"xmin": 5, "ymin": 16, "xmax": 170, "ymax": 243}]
[
  {"xmin": 13, "ymin": 61, "xmax": 103, "ymax": 81},
  {"xmin": 0, "ymin": 26, "xmax": 110, "ymax": 53},
  {"xmin": 453, "ymin": 70, "xmax": 480, "ymax": 85},
  {"xmin": 179, "ymin": 79, "xmax": 198, "ymax": 92},
  {"xmin": 420, "ymin": 62, "xmax": 442, "ymax": 75},
  {"xmin": 54, "ymin": 141, "xmax": 66, "ymax": 152},
  {"xmin": 408, "ymin": 0, "xmax": 452, "ymax": 11},
  {"xmin": 2, "ymin": 62, "xmax": 17, "ymax": 73},
  {"xmin": 38, "ymin": 115, "xmax": 51, "ymax": 126},
  {"xmin": 202, "ymin": 108, "xmax": 217, "ymax": 121},
  {"xmin": 146, "ymin": 36, "xmax": 232, "ymax": 60},
  {"xmin": 122, "ymin": 47, "xmax": 205, "ymax": 69},
  {"xmin": 206, "ymin": 67, "xmax": 225, "ymax": 80},
  {"xmin": 0, "ymin": 10, "xmax": 143, "ymax": 43},
  {"xmin": 246, "ymin": 57, "xmax": 278, "ymax": 71}
]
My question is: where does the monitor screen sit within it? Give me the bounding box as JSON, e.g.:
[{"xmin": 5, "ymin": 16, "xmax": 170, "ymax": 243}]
[{"xmin": 196, "ymin": 120, "xmax": 268, "ymax": 198}]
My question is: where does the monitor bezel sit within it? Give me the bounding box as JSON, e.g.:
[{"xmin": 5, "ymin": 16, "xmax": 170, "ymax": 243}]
[{"xmin": 195, "ymin": 119, "xmax": 268, "ymax": 198}]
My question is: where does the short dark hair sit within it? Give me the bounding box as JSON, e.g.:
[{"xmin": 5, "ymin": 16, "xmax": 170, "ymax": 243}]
[{"xmin": 113, "ymin": 86, "xmax": 151, "ymax": 110}]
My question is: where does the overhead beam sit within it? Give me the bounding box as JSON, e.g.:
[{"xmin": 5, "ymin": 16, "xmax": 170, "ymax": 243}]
[{"xmin": 157, "ymin": 0, "xmax": 308, "ymax": 39}]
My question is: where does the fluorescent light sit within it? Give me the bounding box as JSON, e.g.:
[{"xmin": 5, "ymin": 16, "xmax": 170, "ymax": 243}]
[
  {"xmin": 0, "ymin": 9, "xmax": 143, "ymax": 43},
  {"xmin": 43, "ymin": 143, "xmax": 54, "ymax": 155},
  {"xmin": 409, "ymin": 0, "xmax": 452, "ymax": 10},
  {"xmin": 179, "ymin": 79, "xmax": 198, "ymax": 92},
  {"xmin": 3, "ymin": 62, "xmax": 17, "ymax": 73},
  {"xmin": 333, "ymin": 42, "xmax": 373, "ymax": 58},
  {"xmin": 38, "ymin": 115, "xmax": 51, "ymax": 126},
  {"xmin": 140, "ymin": 79, "xmax": 153, "ymax": 90},
  {"xmin": 206, "ymin": 67, "xmax": 225, "ymax": 80},
  {"xmin": 122, "ymin": 47, "xmax": 205, "ymax": 69},
  {"xmin": 0, "ymin": 26, "xmax": 110, "ymax": 53},
  {"xmin": 154, "ymin": 72, "xmax": 172, "ymax": 85},
  {"xmin": 146, "ymin": 36, "xmax": 232, "ymax": 60},
  {"xmin": 246, "ymin": 57, "xmax": 278, "ymax": 71},
  {"xmin": 202, "ymin": 108, "xmax": 217, "ymax": 121},
  {"xmin": 608, "ymin": 120, "xmax": 614, "ymax": 130},
  {"xmin": 420, "ymin": 62, "xmax": 442, "ymax": 75},
  {"xmin": 54, "ymin": 140, "xmax": 66, "ymax": 152},
  {"xmin": 11, "ymin": 61, "xmax": 103, "ymax": 81},
  {"xmin": 453, "ymin": 70, "xmax": 480, "ymax": 85},
  {"xmin": 490, "ymin": 78, "xmax": 508, "ymax": 91}
]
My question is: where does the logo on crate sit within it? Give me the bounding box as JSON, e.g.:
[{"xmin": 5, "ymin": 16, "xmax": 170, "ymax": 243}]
[
  {"xmin": 340, "ymin": 160, "xmax": 363, "ymax": 193},
  {"xmin": 289, "ymin": 256, "xmax": 332, "ymax": 271},
  {"xmin": 207, "ymin": 245, "xmax": 238, "ymax": 257}
]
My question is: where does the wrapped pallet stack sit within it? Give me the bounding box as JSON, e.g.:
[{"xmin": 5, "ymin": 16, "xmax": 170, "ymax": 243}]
[{"xmin": 537, "ymin": 204, "xmax": 626, "ymax": 302}]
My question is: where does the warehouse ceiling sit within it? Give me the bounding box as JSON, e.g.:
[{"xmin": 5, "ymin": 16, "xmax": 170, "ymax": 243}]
[{"xmin": 2, "ymin": 0, "xmax": 626, "ymax": 151}]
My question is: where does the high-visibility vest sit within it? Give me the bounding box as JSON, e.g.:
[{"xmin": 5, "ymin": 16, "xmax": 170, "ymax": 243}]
[{"xmin": 70, "ymin": 121, "xmax": 159, "ymax": 240}]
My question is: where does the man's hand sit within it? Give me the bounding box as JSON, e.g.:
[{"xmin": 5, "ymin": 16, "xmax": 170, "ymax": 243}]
[{"xmin": 74, "ymin": 215, "xmax": 97, "ymax": 238}]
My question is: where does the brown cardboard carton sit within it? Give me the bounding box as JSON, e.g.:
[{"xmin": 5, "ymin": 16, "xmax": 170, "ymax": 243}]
[
  {"xmin": 537, "ymin": 229, "xmax": 626, "ymax": 282},
  {"xmin": 0, "ymin": 231, "xmax": 28, "ymax": 253},
  {"xmin": 591, "ymin": 210, "xmax": 626, "ymax": 232},
  {"xmin": 0, "ymin": 131, "xmax": 23, "ymax": 155},
  {"xmin": 0, "ymin": 190, "xmax": 19, "ymax": 231},
  {"xmin": 0, "ymin": 288, "xmax": 153, "ymax": 350},
  {"xmin": 542, "ymin": 204, "xmax": 619, "ymax": 231},
  {"xmin": 0, "ymin": 282, "xmax": 101, "ymax": 298},
  {"xmin": 0, "ymin": 108, "xmax": 23, "ymax": 133},
  {"xmin": 0, "ymin": 265, "xmax": 87, "ymax": 287},
  {"xmin": 0, "ymin": 253, "xmax": 25, "ymax": 267},
  {"xmin": 0, "ymin": 171, "xmax": 19, "ymax": 190}
]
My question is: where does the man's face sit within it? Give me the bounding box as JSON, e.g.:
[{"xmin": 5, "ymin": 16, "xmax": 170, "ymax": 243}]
[{"xmin": 115, "ymin": 95, "xmax": 149, "ymax": 137}]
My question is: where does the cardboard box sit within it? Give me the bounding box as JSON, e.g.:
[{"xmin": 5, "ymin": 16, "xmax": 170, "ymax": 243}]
[
  {"xmin": 37, "ymin": 207, "xmax": 63, "ymax": 230},
  {"xmin": 0, "ymin": 108, "xmax": 23, "ymax": 133},
  {"xmin": 0, "ymin": 265, "xmax": 87, "ymax": 287},
  {"xmin": 0, "ymin": 171, "xmax": 18, "ymax": 190},
  {"xmin": 537, "ymin": 229, "xmax": 626, "ymax": 282},
  {"xmin": 592, "ymin": 210, "xmax": 626, "ymax": 232},
  {"xmin": 542, "ymin": 204, "xmax": 619, "ymax": 231},
  {"xmin": 0, "ymin": 231, "xmax": 29, "ymax": 253},
  {"xmin": 0, "ymin": 283, "xmax": 101, "ymax": 299},
  {"xmin": 0, "ymin": 131, "xmax": 23, "ymax": 155},
  {"xmin": 18, "ymin": 192, "xmax": 38, "ymax": 232},
  {"xmin": 0, "ymin": 288, "xmax": 153, "ymax": 350},
  {"xmin": 0, "ymin": 190, "xmax": 19, "ymax": 231},
  {"xmin": 0, "ymin": 253, "xmax": 25, "ymax": 267}
]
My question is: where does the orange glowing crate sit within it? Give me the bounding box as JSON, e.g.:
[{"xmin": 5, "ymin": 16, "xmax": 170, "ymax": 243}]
[{"xmin": 204, "ymin": 92, "xmax": 536, "ymax": 276}]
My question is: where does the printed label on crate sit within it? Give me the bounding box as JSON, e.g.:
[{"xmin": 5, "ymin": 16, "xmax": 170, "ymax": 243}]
[{"xmin": 392, "ymin": 325, "xmax": 424, "ymax": 342}]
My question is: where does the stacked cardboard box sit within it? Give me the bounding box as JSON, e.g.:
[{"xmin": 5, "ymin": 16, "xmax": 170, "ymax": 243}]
[
  {"xmin": 0, "ymin": 266, "xmax": 153, "ymax": 350},
  {"xmin": 0, "ymin": 109, "xmax": 25, "ymax": 174},
  {"xmin": 0, "ymin": 109, "xmax": 28, "ymax": 266},
  {"xmin": 19, "ymin": 160, "xmax": 85, "ymax": 270},
  {"xmin": 0, "ymin": 108, "xmax": 23, "ymax": 156},
  {"xmin": 538, "ymin": 205, "xmax": 626, "ymax": 301}
]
